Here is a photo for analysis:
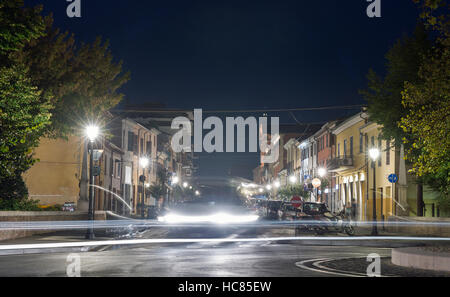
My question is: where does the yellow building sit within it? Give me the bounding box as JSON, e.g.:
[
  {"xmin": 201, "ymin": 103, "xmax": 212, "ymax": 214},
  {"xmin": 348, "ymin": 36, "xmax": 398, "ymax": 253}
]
[
  {"xmin": 331, "ymin": 113, "xmax": 368, "ymax": 221},
  {"xmin": 22, "ymin": 136, "xmax": 84, "ymax": 207},
  {"xmin": 361, "ymin": 122, "xmax": 397, "ymax": 222},
  {"xmin": 331, "ymin": 112, "xmax": 400, "ymax": 222}
]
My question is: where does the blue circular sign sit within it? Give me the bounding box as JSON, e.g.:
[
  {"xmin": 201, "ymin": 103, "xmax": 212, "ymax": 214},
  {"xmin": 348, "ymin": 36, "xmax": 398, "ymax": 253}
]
[{"xmin": 388, "ymin": 174, "xmax": 398, "ymax": 183}]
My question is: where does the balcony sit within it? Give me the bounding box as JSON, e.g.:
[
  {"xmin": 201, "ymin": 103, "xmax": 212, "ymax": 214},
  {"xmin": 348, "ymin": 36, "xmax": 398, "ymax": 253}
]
[{"xmin": 328, "ymin": 156, "xmax": 354, "ymax": 172}]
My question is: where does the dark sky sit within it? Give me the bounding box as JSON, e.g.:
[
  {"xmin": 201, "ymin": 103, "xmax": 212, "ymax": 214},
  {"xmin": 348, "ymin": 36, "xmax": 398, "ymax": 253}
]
[{"xmin": 33, "ymin": 0, "xmax": 420, "ymax": 179}]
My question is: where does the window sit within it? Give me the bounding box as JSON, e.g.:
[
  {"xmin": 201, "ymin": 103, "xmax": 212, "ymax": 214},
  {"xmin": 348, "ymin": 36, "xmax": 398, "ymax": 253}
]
[
  {"xmin": 365, "ymin": 134, "xmax": 369, "ymax": 157},
  {"xmin": 326, "ymin": 134, "xmax": 329, "ymax": 148},
  {"xmin": 116, "ymin": 159, "xmax": 122, "ymax": 178},
  {"xmin": 147, "ymin": 141, "xmax": 152, "ymax": 156},
  {"xmin": 140, "ymin": 138, "xmax": 144, "ymax": 154},
  {"xmin": 127, "ymin": 131, "xmax": 134, "ymax": 151},
  {"xmin": 110, "ymin": 157, "xmax": 113, "ymax": 176},
  {"xmin": 350, "ymin": 136, "xmax": 353, "ymax": 157},
  {"xmin": 359, "ymin": 133, "xmax": 363, "ymax": 153},
  {"xmin": 338, "ymin": 143, "xmax": 340, "ymax": 157},
  {"xmin": 386, "ymin": 141, "xmax": 391, "ymax": 165},
  {"xmin": 378, "ymin": 138, "xmax": 382, "ymax": 167},
  {"xmin": 343, "ymin": 139, "xmax": 347, "ymax": 157}
]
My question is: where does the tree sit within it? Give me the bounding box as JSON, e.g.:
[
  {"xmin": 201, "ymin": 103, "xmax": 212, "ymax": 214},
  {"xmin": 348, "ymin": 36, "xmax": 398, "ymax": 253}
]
[
  {"xmin": 13, "ymin": 16, "xmax": 130, "ymax": 138},
  {"xmin": 149, "ymin": 166, "xmax": 168, "ymax": 202},
  {"xmin": 360, "ymin": 24, "xmax": 431, "ymax": 146},
  {"xmin": 0, "ymin": 1, "xmax": 51, "ymax": 202},
  {"xmin": 0, "ymin": 0, "xmax": 44, "ymax": 59},
  {"xmin": 277, "ymin": 185, "xmax": 310, "ymax": 201},
  {"xmin": 0, "ymin": 66, "xmax": 52, "ymax": 200},
  {"xmin": 360, "ymin": 20, "xmax": 434, "ymax": 216},
  {"xmin": 400, "ymin": 0, "xmax": 450, "ymax": 202}
]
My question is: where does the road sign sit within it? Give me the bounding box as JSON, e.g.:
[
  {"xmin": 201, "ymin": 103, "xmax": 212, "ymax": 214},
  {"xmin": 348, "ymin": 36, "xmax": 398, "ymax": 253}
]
[
  {"xmin": 291, "ymin": 196, "xmax": 303, "ymax": 208},
  {"xmin": 312, "ymin": 178, "xmax": 321, "ymax": 189},
  {"xmin": 388, "ymin": 174, "xmax": 398, "ymax": 184},
  {"xmin": 92, "ymin": 166, "xmax": 101, "ymax": 177}
]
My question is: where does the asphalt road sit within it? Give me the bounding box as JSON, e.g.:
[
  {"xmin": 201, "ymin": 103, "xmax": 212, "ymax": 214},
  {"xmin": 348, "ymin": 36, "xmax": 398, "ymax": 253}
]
[{"xmin": 0, "ymin": 227, "xmax": 397, "ymax": 277}]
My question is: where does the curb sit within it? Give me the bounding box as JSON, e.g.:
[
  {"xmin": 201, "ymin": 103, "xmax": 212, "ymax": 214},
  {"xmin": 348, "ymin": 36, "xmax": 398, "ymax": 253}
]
[
  {"xmin": 392, "ymin": 247, "xmax": 450, "ymax": 272},
  {"xmin": 278, "ymin": 239, "xmax": 421, "ymax": 248},
  {"xmin": 0, "ymin": 245, "xmax": 101, "ymax": 256}
]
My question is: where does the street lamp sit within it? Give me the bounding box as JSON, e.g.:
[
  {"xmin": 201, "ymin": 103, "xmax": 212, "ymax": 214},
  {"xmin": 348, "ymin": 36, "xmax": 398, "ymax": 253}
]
[
  {"xmin": 318, "ymin": 167, "xmax": 327, "ymax": 178},
  {"xmin": 289, "ymin": 175, "xmax": 297, "ymax": 184},
  {"xmin": 274, "ymin": 180, "xmax": 281, "ymax": 189},
  {"xmin": 171, "ymin": 175, "xmax": 179, "ymax": 185},
  {"xmin": 369, "ymin": 147, "xmax": 380, "ymax": 236},
  {"xmin": 195, "ymin": 190, "xmax": 200, "ymax": 196},
  {"xmin": 183, "ymin": 182, "xmax": 189, "ymax": 188},
  {"xmin": 86, "ymin": 125, "xmax": 99, "ymax": 142},
  {"xmin": 266, "ymin": 184, "xmax": 272, "ymax": 191},
  {"xmin": 317, "ymin": 167, "xmax": 327, "ymax": 202},
  {"xmin": 85, "ymin": 124, "xmax": 99, "ymax": 240},
  {"xmin": 139, "ymin": 156, "xmax": 149, "ymax": 219}
]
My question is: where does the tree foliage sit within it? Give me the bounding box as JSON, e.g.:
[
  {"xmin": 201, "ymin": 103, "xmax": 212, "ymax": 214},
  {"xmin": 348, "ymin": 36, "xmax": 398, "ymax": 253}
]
[
  {"xmin": 148, "ymin": 166, "xmax": 168, "ymax": 200},
  {"xmin": 13, "ymin": 16, "xmax": 130, "ymax": 138},
  {"xmin": 400, "ymin": 0, "xmax": 450, "ymax": 197},
  {"xmin": 0, "ymin": 0, "xmax": 44, "ymax": 57},
  {"xmin": 359, "ymin": 24, "xmax": 432, "ymax": 146},
  {"xmin": 277, "ymin": 185, "xmax": 310, "ymax": 201},
  {"xmin": 0, "ymin": 1, "xmax": 51, "ymax": 202}
]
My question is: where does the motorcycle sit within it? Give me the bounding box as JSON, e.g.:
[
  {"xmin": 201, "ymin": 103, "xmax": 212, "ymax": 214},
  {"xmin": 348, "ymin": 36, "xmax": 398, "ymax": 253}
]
[{"xmin": 295, "ymin": 203, "xmax": 355, "ymax": 236}]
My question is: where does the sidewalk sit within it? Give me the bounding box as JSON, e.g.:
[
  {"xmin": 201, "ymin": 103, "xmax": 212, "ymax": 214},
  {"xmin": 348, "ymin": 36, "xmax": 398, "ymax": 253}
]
[
  {"xmin": 260, "ymin": 225, "xmax": 439, "ymax": 248},
  {"xmin": 0, "ymin": 230, "xmax": 118, "ymax": 256}
]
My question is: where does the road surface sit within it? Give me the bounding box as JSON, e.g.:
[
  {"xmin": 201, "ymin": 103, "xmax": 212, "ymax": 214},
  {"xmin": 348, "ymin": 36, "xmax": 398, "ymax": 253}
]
[{"xmin": 0, "ymin": 226, "xmax": 436, "ymax": 277}]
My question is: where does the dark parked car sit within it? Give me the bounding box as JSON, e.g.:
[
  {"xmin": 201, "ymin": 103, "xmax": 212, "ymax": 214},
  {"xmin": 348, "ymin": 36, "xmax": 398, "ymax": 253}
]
[{"xmin": 277, "ymin": 202, "xmax": 300, "ymax": 221}]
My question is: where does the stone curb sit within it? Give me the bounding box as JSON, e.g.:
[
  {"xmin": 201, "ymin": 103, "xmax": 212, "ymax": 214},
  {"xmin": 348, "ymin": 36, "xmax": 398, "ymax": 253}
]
[
  {"xmin": 392, "ymin": 247, "xmax": 450, "ymax": 272},
  {"xmin": 0, "ymin": 245, "xmax": 101, "ymax": 256}
]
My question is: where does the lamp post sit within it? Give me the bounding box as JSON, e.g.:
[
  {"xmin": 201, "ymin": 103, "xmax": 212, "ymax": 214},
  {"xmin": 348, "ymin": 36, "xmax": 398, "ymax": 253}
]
[
  {"xmin": 369, "ymin": 148, "xmax": 380, "ymax": 236},
  {"xmin": 168, "ymin": 174, "xmax": 179, "ymax": 207},
  {"xmin": 85, "ymin": 125, "xmax": 99, "ymax": 240},
  {"xmin": 139, "ymin": 157, "xmax": 149, "ymax": 219},
  {"xmin": 318, "ymin": 167, "xmax": 327, "ymax": 202}
]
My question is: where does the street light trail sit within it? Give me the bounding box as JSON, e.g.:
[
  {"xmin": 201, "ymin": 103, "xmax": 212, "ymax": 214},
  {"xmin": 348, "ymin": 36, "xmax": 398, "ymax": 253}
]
[
  {"xmin": 0, "ymin": 236, "xmax": 450, "ymax": 252},
  {"xmin": 1, "ymin": 220, "xmax": 450, "ymax": 230},
  {"xmin": 89, "ymin": 185, "xmax": 132, "ymax": 210}
]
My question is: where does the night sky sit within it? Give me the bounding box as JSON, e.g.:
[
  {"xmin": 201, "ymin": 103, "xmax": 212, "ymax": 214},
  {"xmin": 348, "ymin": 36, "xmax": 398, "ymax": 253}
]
[{"xmin": 32, "ymin": 0, "xmax": 421, "ymax": 179}]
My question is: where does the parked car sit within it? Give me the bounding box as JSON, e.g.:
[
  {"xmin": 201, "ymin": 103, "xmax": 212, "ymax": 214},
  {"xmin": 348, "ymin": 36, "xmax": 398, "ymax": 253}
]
[
  {"xmin": 265, "ymin": 200, "xmax": 283, "ymax": 220},
  {"xmin": 61, "ymin": 202, "xmax": 76, "ymax": 212},
  {"xmin": 278, "ymin": 202, "xmax": 300, "ymax": 221}
]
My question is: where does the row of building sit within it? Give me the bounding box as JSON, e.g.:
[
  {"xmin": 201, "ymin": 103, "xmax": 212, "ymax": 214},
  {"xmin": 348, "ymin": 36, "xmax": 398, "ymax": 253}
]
[
  {"xmin": 23, "ymin": 107, "xmax": 196, "ymax": 216},
  {"xmin": 253, "ymin": 111, "xmax": 444, "ymax": 220}
]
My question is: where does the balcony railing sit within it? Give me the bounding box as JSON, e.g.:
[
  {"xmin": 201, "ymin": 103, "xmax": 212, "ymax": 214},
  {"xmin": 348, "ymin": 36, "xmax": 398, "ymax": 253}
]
[{"xmin": 328, "ymin": 156, "xmax": 354, "ymax": 172}]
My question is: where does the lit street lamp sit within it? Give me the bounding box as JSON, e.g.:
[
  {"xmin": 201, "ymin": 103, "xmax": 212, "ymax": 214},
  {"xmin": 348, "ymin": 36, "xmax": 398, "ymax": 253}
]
[
  {"xmin": 318, "ymin": 167, "xmax": 327, "ymax": 177},
  {"xmin": 369, "ymin": 147, "xmax": 380, "ymax": 236},
  {"xmin": 183, "ymin": 182, "xmax": 189, "ymax": 188},
  {"xmin": 317, "ymin": 167, "xmax": 327, "ymax": 202},
  {"xmin": 274, "ymin": 180, "xmax": 281, "ymax": 189},
  {"xmin": 289, "ymin": 175, "xmax": 297, "ymax": 184},
  {"xmin": 139, "ymin": 156, "xmax": 149, "ymax": 219},
  {"xmin": 85, "ymin": 124, "xmax": 99, "ymax": 240}
]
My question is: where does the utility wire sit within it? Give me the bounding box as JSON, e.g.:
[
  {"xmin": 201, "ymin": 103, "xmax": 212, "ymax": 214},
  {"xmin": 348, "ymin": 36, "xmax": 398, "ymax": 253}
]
[{"xmin": 113, "ymin": 104, "xmax": 365, "ymax": 114}]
